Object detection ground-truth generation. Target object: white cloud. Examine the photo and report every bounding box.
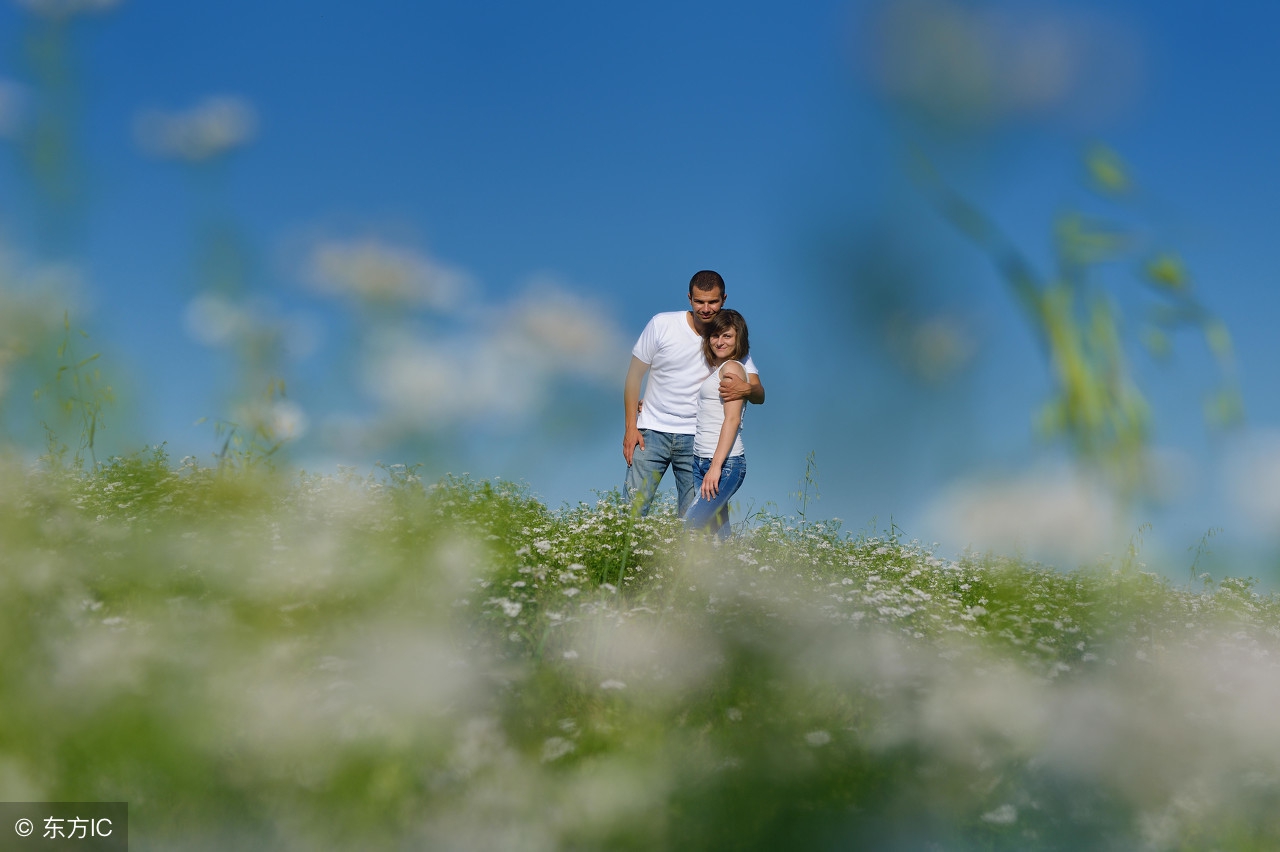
[134,96,256,162]
[303,239,469,310]
[922,465,1127,563]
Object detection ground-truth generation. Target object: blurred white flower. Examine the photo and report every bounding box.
[183,292,250,346]
[981,804,1018,825]
[304,239,469,310]
[804,730,832,747]
[1225,430,1280,533]
[540,736,575,763]
[863,0,1143,126]
[229,397,308,444]
[885,314,976,383]
[363,332,514,426]
[923,465,1125,564]
[448,717,510,779]
[0,253,85,405]
[359,278,626,432]
[15,0,122,17]
[507,278,623,379]
[280,312,323,361]
[0,79,27,139]
[599,680,626,690]
[134,96,256,162]
[184,291,317,363]
[269,399,308,440]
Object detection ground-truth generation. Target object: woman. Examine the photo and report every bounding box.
[683,309,749,538]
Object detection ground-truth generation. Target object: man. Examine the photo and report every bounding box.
[623,269,765,517]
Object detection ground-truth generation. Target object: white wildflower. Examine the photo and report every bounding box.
[541,737,575,763]
[805,730,832,747]
[981,804,1018,825]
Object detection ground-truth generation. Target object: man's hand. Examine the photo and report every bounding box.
[623,356,650,465]
[719,372,764,405]
[719,372,751,402]
[624,426,645,465]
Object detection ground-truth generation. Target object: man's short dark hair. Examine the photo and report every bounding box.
[689,270,725,297]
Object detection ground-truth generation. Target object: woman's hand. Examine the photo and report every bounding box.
[701,463,722,499]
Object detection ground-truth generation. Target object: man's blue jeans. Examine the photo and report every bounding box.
[625,430,697,517]
[683,454,746,540]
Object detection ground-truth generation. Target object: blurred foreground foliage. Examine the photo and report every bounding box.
[917,145,1242,497]
[2,450,1280,850]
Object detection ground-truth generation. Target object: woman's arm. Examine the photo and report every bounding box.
[701,362,748,499]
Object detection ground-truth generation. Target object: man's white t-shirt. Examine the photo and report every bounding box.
[632,311,759,435]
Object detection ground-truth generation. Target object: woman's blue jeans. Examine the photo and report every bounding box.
[683,454,746,539]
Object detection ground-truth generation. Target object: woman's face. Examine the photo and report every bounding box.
[710,327,737,362]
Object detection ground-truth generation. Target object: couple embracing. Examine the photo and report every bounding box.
[622,270,764,537]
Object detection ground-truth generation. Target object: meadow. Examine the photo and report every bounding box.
[3,447,1279,850]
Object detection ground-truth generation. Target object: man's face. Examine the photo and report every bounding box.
[688,287,725,328]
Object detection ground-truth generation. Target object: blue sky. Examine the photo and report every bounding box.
[3,0,1280,579]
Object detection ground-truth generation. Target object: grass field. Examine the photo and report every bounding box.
[3,448,1279,850]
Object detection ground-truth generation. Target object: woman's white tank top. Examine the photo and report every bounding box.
[693,361,746,458]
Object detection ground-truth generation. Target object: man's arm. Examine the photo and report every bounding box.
[623,356,650,464]
[720,372,764,405]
